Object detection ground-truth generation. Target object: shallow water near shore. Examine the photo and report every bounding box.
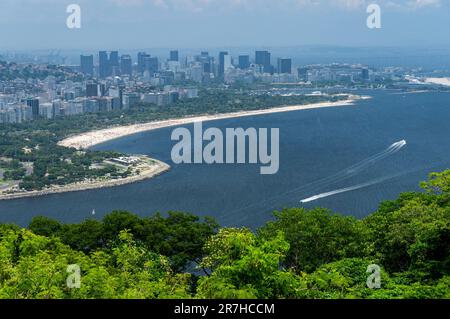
[1,89,450,228]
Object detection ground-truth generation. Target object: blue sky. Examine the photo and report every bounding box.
[0,0,449,50]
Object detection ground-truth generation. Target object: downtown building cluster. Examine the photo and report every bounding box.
[0,49,383,124]
[79,49,296,85]
[0,52,200,124]
[78,49,379,85]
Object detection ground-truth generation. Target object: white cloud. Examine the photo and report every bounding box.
[112,0,445,11]
[407,0,441,8]
[331,0,367,10]
[2,0,445,13]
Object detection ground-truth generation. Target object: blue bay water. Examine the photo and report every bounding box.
[0,90,449,228]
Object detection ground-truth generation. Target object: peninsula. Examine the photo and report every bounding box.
[1,94,366,201]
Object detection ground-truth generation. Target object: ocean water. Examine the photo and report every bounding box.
[0,90,449,228]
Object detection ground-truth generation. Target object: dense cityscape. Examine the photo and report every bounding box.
[0,48,421,124]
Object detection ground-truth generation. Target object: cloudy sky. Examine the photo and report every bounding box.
[0,0,448,50]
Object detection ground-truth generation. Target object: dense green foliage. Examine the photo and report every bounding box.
[28,211,218,272]
[0,170,449,299]
[0,61,82,82]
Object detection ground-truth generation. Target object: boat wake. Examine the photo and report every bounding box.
[301,174,400,203]
[297,140,406,194]
[229,140,407,215]
[300,140,407,203]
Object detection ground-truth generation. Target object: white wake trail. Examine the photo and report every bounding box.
[300,140,407,204]
[229,140,407,215]
[300,178,389,203]
[300,162,408,204]
[297,140,407,193]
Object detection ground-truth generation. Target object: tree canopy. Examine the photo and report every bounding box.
[1,170,449,299]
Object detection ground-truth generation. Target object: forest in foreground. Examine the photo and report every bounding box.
[0,170,449,299]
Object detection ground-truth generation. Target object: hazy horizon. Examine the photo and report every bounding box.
[0,0,449,50]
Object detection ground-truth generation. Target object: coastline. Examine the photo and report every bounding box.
[424,77,450,87]
[1,95,366,201]
[0,158,170,201]
[59,96,366,150]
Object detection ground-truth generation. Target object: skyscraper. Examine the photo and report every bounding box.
[198,52,211,73]
[297,67,309,81]
[238,55,250,69]
[144,57,159,75]
[137,52,150,74]
[99,51,110,78]
[80,55,94,75]
[120,55,132,76]
[223,54,232,72]
[26,98,39,120]
[277,58,292,74]
[361,68,370,80]
[170,50,179,62]
[86,83,99,97]
[203,62,211,73]
[218,51,228,77]
[99,83,107,97]
[255,50,272,73]
[109,51,120,76]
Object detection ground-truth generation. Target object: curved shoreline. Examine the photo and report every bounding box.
[1,96,366,201]
[0,159,170,201]
[59,96,365,150]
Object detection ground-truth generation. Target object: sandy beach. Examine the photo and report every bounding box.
[1,96,364,201]
[424,77,450,87]
[59,96,364,150]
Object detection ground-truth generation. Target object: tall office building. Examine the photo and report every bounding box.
[109,51,120,76]
[137,52,150,74]
[109,51,119,67]
[238,55,250,69]
[108,85,124,109]
[99,51,110,78]
[195,52,209,73]
[80,55,94,75]
[98,51,122,77]
[169,50,179,62]
[26,98,39,120]
[218,51,228,77]
[99,83,107,97]
[297,67,309,81]
[201,57,214,73]
[120,55,132,76]
[203,60,212,73]
[255,50,272,73]
[223,54,232,72]
[277,58,292,74]
[86,83,99,97]
[361,68,370,80]
[144,57,159,75]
